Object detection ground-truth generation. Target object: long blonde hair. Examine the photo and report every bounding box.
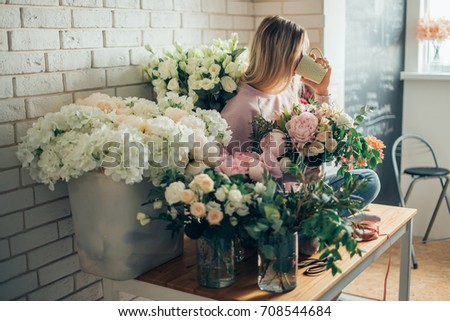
[242,15,308,93]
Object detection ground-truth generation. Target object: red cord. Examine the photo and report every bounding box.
[354,221,392,301]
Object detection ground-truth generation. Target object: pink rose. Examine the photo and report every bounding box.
[259,152,283,179]
[285,112,318,144]
[260,129,286,158]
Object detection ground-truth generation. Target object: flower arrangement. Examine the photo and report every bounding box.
[416,17,450,62]
[143,33,248,112]
[249,102,385,177]
[17,93,232,190]
[138,169,261,241]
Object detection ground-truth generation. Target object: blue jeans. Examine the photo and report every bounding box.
[326,169,381,217]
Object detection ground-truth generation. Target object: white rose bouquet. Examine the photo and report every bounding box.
[17,93,232,190]
[144,33,248,112]
[138,169,265,241]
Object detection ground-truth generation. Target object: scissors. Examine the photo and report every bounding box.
[298,257,328,276]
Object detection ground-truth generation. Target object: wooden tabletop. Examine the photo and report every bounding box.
[136,204,417,301]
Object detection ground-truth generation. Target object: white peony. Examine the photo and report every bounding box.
[333,112,354,129]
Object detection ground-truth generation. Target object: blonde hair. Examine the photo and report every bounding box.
[242,15,308,93]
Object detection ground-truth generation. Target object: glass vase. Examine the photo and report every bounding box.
[196,236,235,288]
[257,232,298,293]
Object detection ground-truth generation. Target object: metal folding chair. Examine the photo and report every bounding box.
[392,134,450,269]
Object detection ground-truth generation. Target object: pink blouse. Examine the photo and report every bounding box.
[221,75,328,154]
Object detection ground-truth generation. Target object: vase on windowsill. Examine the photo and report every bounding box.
[429,41,444,72]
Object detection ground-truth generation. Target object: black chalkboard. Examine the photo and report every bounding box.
[344,0,406,205]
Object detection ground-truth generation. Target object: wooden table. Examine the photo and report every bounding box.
[103,204,417,301]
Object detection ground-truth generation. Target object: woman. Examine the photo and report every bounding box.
[221,15,380,216]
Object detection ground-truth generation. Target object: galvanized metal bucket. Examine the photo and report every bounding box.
[67,172,183,280]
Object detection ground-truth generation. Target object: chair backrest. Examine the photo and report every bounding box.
[391,134,440,207]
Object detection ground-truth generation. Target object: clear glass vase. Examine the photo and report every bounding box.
[258,232,298,293]
[196,236,235,288]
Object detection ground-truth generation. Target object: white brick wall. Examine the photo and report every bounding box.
[26,94,73,118]
[0,52,45,75]
[15,73,64,96]
[10,30,60,51]
[0,0,324,301]
[47,51,91,72]
[104,29,142,47]
[114,10,149,28]
[92,48,130,67]
[0,77,13,98]
[0,31,7,51]
[22,7,71,28]
[65,69,106,91]
[72,9,112,28]
[150,12,181,28]
[61,30,103,49]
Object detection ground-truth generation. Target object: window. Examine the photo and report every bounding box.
[423,0,450,71]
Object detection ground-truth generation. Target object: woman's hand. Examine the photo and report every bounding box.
[300,54,332,97]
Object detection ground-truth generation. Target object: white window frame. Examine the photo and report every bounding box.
[403,0,450,75]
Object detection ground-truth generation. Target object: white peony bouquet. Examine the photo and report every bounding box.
[144,33,248,112]
[17,93,232,190]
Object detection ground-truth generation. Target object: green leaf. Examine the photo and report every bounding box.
[231,48,246,60]
[260,244,275,260]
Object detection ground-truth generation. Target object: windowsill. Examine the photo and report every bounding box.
[401,71,450,81]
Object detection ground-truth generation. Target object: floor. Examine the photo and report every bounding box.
[343,237,450,301]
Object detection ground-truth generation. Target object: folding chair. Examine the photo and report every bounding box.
[392,134,450,269]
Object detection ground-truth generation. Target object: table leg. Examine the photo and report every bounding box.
[103,279,120,301]
[399,219,412,301]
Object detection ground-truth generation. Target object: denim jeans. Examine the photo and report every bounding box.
[325,169,381,217]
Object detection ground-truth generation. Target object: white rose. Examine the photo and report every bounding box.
[164,107,188,122]
[254,182,267,194]
[224,202,238,215]
[206,209,224,225]
[334,113,354,129]
[215,186,228,202]
[227,189,242,203]
[190,202,206,218]
[237,205,249,217]
[209,64,221,77]
[165,181,185,205]
[225,62,238,76]
[220,76,237,93]
[167,78,179,92]
[206,201,221,211]
[136,212,150,226]
[189,173,215,193]
[153,200,163,210]
[199,78,215,91]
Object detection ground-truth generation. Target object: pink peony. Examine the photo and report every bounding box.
[285,112,318,144]
[260,129,286,158]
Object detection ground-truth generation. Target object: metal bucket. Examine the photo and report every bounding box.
[67,172,183,280]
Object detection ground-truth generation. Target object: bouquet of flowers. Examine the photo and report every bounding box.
[17,93,232,190]
[138,169,262,240]
[250,101,385,177]
[416,17,450,61]
[144,33,248,112]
